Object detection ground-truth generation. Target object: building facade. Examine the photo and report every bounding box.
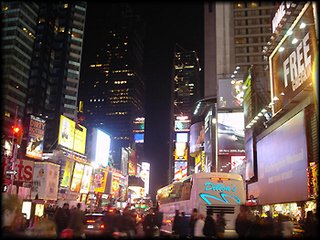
[80,3,145,168]
[25,2,87,152]
[1,2,39,138]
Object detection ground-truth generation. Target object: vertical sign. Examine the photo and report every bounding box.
[26,115,45,160]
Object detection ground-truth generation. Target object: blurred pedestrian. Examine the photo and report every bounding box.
[1,194,23,238]
[68,202,85,238]
[142,208,156,237]
[302,211,317,238]
[260,211,274,237]
[216,211,226,238]
[189,208,198,237]
[203,208,217,238]
[121,208,137,238]
[54,202,70,236]
[281,215,294,238]
[154,205,164,231]
[194,213,205,237]
[172,209,181,237]
[31,218,57,238]
[179,211,190,237]
[235,205,253,238]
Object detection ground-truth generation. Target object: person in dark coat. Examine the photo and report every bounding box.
[203,208,217,238]
[235,205,253,238]
[54,203,70,236]
[172,209,181,236]
[189,208,198,237]
[68,203,85,238]
[179,211,190,237]
[142,209,157,237]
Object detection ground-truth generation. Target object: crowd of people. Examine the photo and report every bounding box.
[1,194,318,239]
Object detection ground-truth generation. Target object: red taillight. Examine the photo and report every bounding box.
[100,224,105,229]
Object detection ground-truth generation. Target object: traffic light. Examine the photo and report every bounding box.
[12,126,23,145]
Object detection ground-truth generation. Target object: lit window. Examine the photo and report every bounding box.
[64,4,68,8]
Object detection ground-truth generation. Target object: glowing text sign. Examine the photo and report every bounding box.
[199,181,241,204]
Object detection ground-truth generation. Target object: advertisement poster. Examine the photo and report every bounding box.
[111,173,121,198]
[70,162,84,192]
[257,111,308,204]
[128,149,137,176]
[80,165,93,194]
[93,171,108,193]
[31,162,60,200]
[60,160,74,188]
[218,112,245,155]
[26,115,45,160]
[58,115,87,154]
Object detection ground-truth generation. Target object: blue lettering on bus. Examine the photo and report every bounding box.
[199,192,241,205]
[199,181,240,204]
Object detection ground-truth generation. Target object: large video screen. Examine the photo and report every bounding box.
[94,129,111,167]
[218,112,245,155]
[257,111,308,204]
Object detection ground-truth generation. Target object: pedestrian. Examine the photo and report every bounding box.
[172,209,181,237]
[179,211,190,237]
[1,194,23,238]
[54,202,70,236]
[281,215,294,238]
[142,208,157,237]
[235,204,253,238]
[260,211,274,237]
[121,208,137,238]
[203,208,217,238]
[302,211,317,238]
[154,205,164,231]
[68,202,85,238]
[31,218,57,238]
[216,211,226,238]
[194,213,205,237]
[189,208,198,237]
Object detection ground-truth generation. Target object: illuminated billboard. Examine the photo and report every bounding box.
[174,161,188,181]
[70,162,84,192]
[189,122,204,156]
[93,171,108,193]
[176,132,188,143]
[174,116,190,132]
[256,110,308,204]
[270,3,317,114]
[140,162,150,196]
[218,112,245,155]
[134,133,144,143]
[58,115,87,154]
[26,115,45,160]
[93,129,111,167]
[60,160,74,188]
[80,165,93,194]
[174,142,188,161]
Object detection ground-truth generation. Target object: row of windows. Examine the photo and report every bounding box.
[234,18,271,26]
[235,36,271,44]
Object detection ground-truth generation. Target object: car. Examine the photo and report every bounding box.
[84,213,105,237]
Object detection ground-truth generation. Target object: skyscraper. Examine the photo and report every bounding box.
[169,46,201,182]
[1,2,39,138]
[80,4,145,166]
[25,2,87,152]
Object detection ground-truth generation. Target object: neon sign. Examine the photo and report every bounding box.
[199,181,241,204]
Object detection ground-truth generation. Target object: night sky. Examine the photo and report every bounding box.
[81,2,204,200]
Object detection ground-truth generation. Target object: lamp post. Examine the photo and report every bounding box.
[9,106,19,194]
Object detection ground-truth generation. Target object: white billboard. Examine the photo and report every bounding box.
[140,162,150,196]
[94,129,111,167]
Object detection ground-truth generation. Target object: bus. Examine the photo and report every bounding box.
[156,172,246,236]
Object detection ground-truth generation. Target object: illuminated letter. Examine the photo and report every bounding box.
[289,51,298,91]
[283,58,290,87]
[303,32,311,79]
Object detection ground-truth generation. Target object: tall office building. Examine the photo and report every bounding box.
[25,2,87,152]
[80,4,145,166]
[204,2,275,98]
[168,47,201,182]
[1,2,39,138]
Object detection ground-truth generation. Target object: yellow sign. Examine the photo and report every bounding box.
[58,115,87,154]
[60,160,74,188]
